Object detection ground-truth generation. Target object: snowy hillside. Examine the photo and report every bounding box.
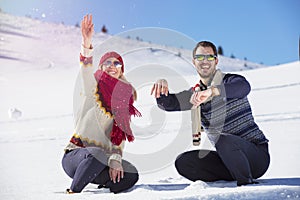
[0,11,266,73]
[0,11,268,121]
[0,11,299,200]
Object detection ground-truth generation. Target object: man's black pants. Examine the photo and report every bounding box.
[175,134,270,186]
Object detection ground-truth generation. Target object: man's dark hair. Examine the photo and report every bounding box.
[193,41,218,57]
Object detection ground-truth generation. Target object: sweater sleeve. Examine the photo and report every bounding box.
[108,142,124,164]
[217,74,251,99]
[156,74,250,111]
[156,89,194,111]
[79,45,96,97]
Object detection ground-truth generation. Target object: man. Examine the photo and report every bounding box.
[150,41,270,186]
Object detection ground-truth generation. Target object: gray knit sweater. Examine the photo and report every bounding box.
[156,73,269,145]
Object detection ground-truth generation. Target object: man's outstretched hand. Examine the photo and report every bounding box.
[151,79,169,98]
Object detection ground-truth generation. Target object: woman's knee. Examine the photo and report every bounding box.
[61,151,79,178]
[109,162,139,194]
[125,170,139,187]
[123,161,139,186]
[123,161,139,187]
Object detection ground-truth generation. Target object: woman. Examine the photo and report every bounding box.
[62,14,140,194]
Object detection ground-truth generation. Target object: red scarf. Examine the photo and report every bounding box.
[94,70,141,145]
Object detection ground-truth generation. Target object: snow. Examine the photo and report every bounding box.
[0,11,299,199]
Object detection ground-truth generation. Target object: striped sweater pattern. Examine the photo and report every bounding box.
[201,95,268,144]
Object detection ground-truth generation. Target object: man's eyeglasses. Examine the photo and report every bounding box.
[194,54,217,61]
[102,60,122,68]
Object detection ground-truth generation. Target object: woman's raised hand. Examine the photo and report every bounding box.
[81,14,94,49]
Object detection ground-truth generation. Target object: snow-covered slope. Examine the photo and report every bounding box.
[0,12,299,200]
[0,11,266,73]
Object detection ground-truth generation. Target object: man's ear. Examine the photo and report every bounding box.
[192,59,196,66]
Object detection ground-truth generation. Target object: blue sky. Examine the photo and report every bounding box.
[1,0,299,65]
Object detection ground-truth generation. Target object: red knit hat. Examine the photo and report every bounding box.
[99,51,124,72]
